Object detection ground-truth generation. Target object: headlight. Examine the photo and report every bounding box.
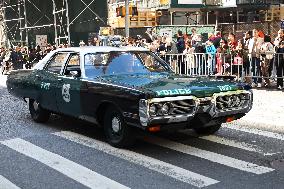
[161,103,170,115]
[149,104,157,116]
[234,95,241,106]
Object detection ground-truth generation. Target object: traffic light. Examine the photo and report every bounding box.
[116,6,125,17]
[131,6,138,16]
[116,6,138,17]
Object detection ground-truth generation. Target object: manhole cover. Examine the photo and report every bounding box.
[271,159,284,171]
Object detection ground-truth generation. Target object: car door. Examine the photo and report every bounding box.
[38,52,69,112]
[56,53,84,117]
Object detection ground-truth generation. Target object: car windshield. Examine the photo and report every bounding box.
[84,51,172,77]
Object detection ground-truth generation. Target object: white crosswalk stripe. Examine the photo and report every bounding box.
[223,124,284,141]
[0,126,279,189]
[180,130,270,155]
[144,136,274,175]
[199,135,267,155]
[0,175,21,189]
[1,138,130,189]
[54,131,220,188]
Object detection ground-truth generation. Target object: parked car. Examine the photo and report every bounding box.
[6,46,253,147]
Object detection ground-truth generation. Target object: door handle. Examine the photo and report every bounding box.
[35,75,42,79]
[58,78,63,81]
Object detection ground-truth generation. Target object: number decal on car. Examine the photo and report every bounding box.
[40,82,50,90]
[217,85,232,91]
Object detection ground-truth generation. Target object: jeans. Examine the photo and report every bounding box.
[250,57,262,84]
[276,58,284,87]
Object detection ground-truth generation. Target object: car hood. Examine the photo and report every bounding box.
[92,73,250,98]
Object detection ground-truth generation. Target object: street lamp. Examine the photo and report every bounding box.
[125,0,129,38]
[194,11,199,25]
[185,12,190,25]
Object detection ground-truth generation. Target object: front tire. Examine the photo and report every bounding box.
[29,99,50,123]
[194,124,221,135]
[103,106,135,148]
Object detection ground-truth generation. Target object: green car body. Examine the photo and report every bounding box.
[6,46,253,147]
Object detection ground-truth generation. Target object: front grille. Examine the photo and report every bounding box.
[216,93,250,110]
[170,99,196,115]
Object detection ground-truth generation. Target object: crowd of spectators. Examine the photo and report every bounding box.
[1,27,284,89]
[109,27,284,90]
[0,43,67,74]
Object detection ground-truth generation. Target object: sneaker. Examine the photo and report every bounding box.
[257,83,262,88]
[251,83,256,87]
[277,85,283,90]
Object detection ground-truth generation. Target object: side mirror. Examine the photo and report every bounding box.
[70,70,81,77]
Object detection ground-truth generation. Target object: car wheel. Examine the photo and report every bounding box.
[29,99,50,123]
[194,124,221,135]
[103,106,135,148]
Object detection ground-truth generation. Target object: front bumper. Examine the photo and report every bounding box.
[139,90,253,128]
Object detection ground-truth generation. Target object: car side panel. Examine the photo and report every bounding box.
[55,76,84,117]
[6,70,35,99]
[81,81,143,127]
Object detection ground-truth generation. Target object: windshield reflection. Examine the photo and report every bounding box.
[84,51,172,77]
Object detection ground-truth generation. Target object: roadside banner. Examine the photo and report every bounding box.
[36,35,48,50]
[159,29,173,41]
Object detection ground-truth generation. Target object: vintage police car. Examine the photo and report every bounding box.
[7,46,253,147]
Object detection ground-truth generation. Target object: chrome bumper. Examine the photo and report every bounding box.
[139,90,253,127]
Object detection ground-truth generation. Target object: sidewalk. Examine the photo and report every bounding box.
[235,89,284,133]
[1,75,284,133]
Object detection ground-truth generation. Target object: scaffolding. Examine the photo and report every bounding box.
[53,0,70,46]
[0,0,105,48]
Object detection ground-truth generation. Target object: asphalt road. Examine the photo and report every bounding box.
[0,75,284,189]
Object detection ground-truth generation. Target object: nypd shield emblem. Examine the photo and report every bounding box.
[62,84,71,102]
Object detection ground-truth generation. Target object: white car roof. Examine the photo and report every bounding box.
[33,46,150,70]
[53,46,149,54]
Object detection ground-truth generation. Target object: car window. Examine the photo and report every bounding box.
[46,53,69,74]
[68,54,80,66]
[84,53,110,77]
[64,53,80,77]
[106,52,144,75]
[84,52,170,77]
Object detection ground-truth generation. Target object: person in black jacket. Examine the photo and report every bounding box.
[10,47,23,70]
[176,30,185,74]
[276,41,284,89]
[176,30,185,53]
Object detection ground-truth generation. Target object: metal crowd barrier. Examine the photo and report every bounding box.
[161,52,284,86]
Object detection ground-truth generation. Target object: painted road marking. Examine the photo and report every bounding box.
[144,136,274,175]
[199,135,266,155]
[223,124,284,141]
[180,130,281,156]
[0,175,21,189]
[1,138,130,189]
[54,131,219,188]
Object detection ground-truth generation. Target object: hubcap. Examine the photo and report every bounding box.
[111,117,121,133]
[33,101,39,111]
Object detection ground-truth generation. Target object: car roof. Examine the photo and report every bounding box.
[54,46,149,54]
[33,46,150,70]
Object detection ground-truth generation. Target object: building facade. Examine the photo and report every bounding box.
[108,0,284,38]
[1,0,108,47]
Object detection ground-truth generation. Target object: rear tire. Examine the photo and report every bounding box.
[194,124,221,135]
[103,106,135,148]
[29,99,50,123]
